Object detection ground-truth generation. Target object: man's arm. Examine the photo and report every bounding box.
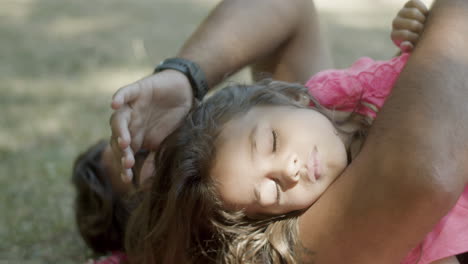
[299,0,468,263]
[178,0,332,86]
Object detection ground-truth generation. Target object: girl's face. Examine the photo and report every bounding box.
[210,105,348,217]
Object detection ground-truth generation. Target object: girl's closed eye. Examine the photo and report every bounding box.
[274,180,280,204]
[258,179,280,207]
[272,129,277,152]
[257,126,278,154]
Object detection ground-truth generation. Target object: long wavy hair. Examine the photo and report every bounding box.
[125,80,366,263]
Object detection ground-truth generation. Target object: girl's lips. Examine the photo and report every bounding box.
[313,146,321,180]
[306,146,320,182]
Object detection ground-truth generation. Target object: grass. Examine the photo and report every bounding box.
[0,0,411,262]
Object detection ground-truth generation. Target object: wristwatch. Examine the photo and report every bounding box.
[154,58,208,101]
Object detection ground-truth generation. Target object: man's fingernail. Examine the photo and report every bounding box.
[126,169,133,179]
[121,173,130,183]
[117,137,122,145]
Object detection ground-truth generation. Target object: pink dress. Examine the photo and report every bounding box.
[305,53,468,263]
[89,251,127,264]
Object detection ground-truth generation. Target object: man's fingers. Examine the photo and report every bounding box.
[110,134,130,183]
[400,41,414,52]
[392,1,427,51]
[109,106,132,148]
[391,30,420,45]
[111,82,142,110]
[405,0,429,15]
[393,17,424,33]
[122,146,135,169]
[398,7,427,23]
[109,106,137,180]
[121,168,134,183]
[120,147,135,183]
[110,134,123,166]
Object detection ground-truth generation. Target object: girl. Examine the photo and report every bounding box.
[123,1,468,264]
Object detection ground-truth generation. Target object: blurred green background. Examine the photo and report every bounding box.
[0,0,431,263]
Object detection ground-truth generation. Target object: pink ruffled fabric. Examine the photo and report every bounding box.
[402,185,468,264]
[305,53,468,263]
[306,53,409,119]
[90,251,127,264]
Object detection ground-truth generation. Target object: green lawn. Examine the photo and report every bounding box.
[0,0,407,262]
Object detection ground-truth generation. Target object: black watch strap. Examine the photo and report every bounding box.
[154,58,208,101]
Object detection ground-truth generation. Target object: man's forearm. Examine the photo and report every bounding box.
[177,0,329,87]
[299,0,468,263]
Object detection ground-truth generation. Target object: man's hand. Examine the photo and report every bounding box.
[391,0,429,52]
[109,69,193,182]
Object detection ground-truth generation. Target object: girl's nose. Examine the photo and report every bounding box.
[281,153,300,185]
